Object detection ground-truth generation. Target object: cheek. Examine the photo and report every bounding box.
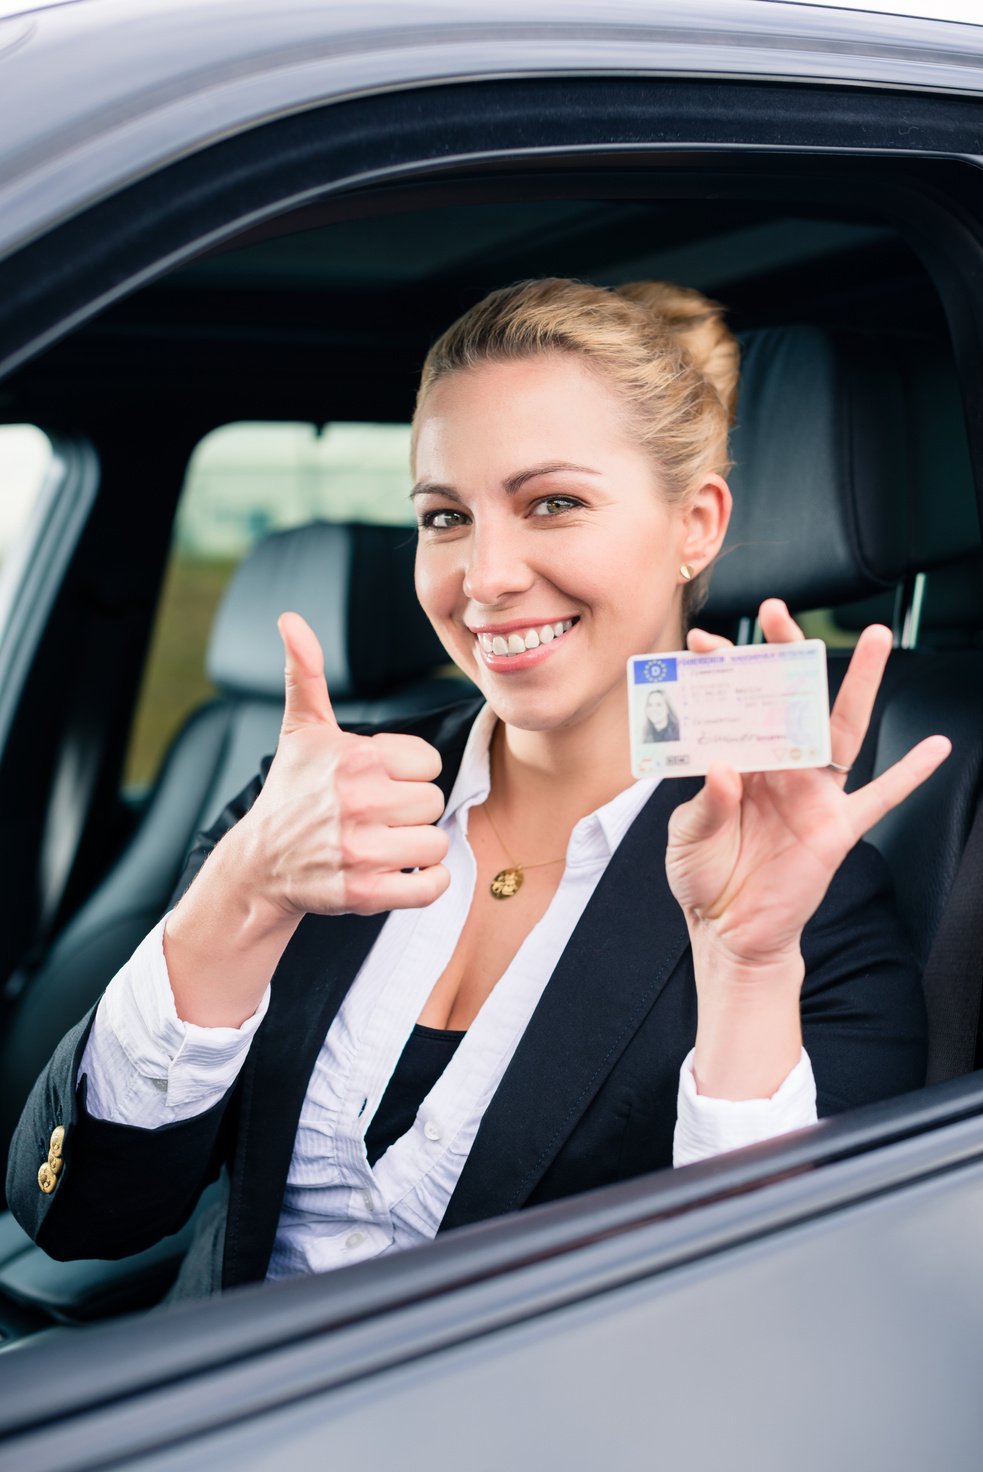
[414,546,460,626]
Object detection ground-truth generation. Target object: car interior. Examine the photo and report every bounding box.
[0,150,981,1347]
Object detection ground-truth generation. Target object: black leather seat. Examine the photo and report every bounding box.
[709,326,983,1021]
[0,521,468,1181]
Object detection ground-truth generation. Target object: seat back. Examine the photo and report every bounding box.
[0,521,469,1175]
[706,327,983,1067]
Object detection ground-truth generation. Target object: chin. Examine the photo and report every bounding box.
[479,684,593,734]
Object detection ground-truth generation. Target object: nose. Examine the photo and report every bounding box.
[462,518,535,607]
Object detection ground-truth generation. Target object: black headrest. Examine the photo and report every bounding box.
[207,521,447,699]
[894,342,980,570]
[706,327,912,621]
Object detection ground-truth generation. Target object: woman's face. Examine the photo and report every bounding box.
[412,354,729,734]
[646,689,669,726]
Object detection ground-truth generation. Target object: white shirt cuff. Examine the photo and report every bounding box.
[672,1047,818,1166]
[78,913,270,1124]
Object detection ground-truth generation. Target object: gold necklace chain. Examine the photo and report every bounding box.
[481,804,565,900]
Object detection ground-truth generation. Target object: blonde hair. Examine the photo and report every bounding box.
[413,277,739,616]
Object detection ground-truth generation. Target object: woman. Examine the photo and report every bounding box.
[641,687,680,744]
[8,279,949,1297]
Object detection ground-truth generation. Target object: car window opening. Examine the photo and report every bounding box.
[0,147,981,1358]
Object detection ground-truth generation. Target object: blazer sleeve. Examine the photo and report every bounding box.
[800,838,927,1115]
[5,764,272,1260]
[5,1007,236,1260]
[5,697,479,1262]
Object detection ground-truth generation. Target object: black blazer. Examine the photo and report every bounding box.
[7,699,927,1298]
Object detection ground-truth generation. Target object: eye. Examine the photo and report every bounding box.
[531,495,582,517]
[419,508,469,530]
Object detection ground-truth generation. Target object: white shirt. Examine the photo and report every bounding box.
[79,703,817,1279]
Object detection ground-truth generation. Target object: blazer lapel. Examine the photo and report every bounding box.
[221,697,479,1287]
[221,911,384,1287]
[441,777,701,1233]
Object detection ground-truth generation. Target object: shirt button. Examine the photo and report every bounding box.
[345,1231,366,1249]
[424,1120,441,1142]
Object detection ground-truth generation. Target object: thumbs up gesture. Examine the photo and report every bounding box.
[237,611,451,918]
[164,612,449,1026]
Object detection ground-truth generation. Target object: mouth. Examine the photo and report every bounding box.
[470,616,580,672]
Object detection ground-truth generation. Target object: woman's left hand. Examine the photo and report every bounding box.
[665,599,950,1097]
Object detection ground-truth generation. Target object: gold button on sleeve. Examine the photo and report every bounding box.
[48,1126,65,1159]
[38,1162,57,1194]
[46,1153,63,1176]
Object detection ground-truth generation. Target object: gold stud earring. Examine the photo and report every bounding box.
[679,563,695,581]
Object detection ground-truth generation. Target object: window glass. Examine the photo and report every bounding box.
[0,424,54,575]
[0,425,55,641]
[797,609,862,649]
[124,422,414,790]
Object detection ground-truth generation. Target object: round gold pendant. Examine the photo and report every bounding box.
[490,866,524,899]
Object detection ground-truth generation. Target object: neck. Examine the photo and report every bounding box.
[490,683,636,823]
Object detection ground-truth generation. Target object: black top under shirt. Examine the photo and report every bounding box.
[364,1024,466,1167]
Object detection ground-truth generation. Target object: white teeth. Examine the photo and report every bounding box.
[477,619,577,658]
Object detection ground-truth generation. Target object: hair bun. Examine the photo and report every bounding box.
[616,281,740,426]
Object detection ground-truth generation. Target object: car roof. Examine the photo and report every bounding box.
[1,0,982,265]
[1,0,981,22]
[803,0,982,23]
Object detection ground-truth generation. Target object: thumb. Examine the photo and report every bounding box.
[277,611,339,735]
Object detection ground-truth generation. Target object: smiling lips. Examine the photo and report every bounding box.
[473,617,578,665]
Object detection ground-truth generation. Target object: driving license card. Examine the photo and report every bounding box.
[627,641,831,778]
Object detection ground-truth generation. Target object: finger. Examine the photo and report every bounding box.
[669,765,743,846]
[827,624,892,773]
[382,779,446,828]
[278,612,340,735]
[337,823,449,888]
[370,731,443,782]
[363,864,452,912]
[686,627,734,654]
[757,598,805,644]
[846,735,952,836]
[351,818,450,871]
[395,823,451,869]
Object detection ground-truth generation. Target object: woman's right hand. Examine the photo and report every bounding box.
[163,611,450,1027]
[233,611,451,919]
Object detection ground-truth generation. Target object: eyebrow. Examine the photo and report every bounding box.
[410,462,603,500]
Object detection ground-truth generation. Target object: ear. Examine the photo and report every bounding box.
[678,473,732,574]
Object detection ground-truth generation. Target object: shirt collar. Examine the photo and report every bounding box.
[443,701,497,820]
[442,703,661,860]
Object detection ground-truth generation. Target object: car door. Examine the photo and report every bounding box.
[0,2,982,1467]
